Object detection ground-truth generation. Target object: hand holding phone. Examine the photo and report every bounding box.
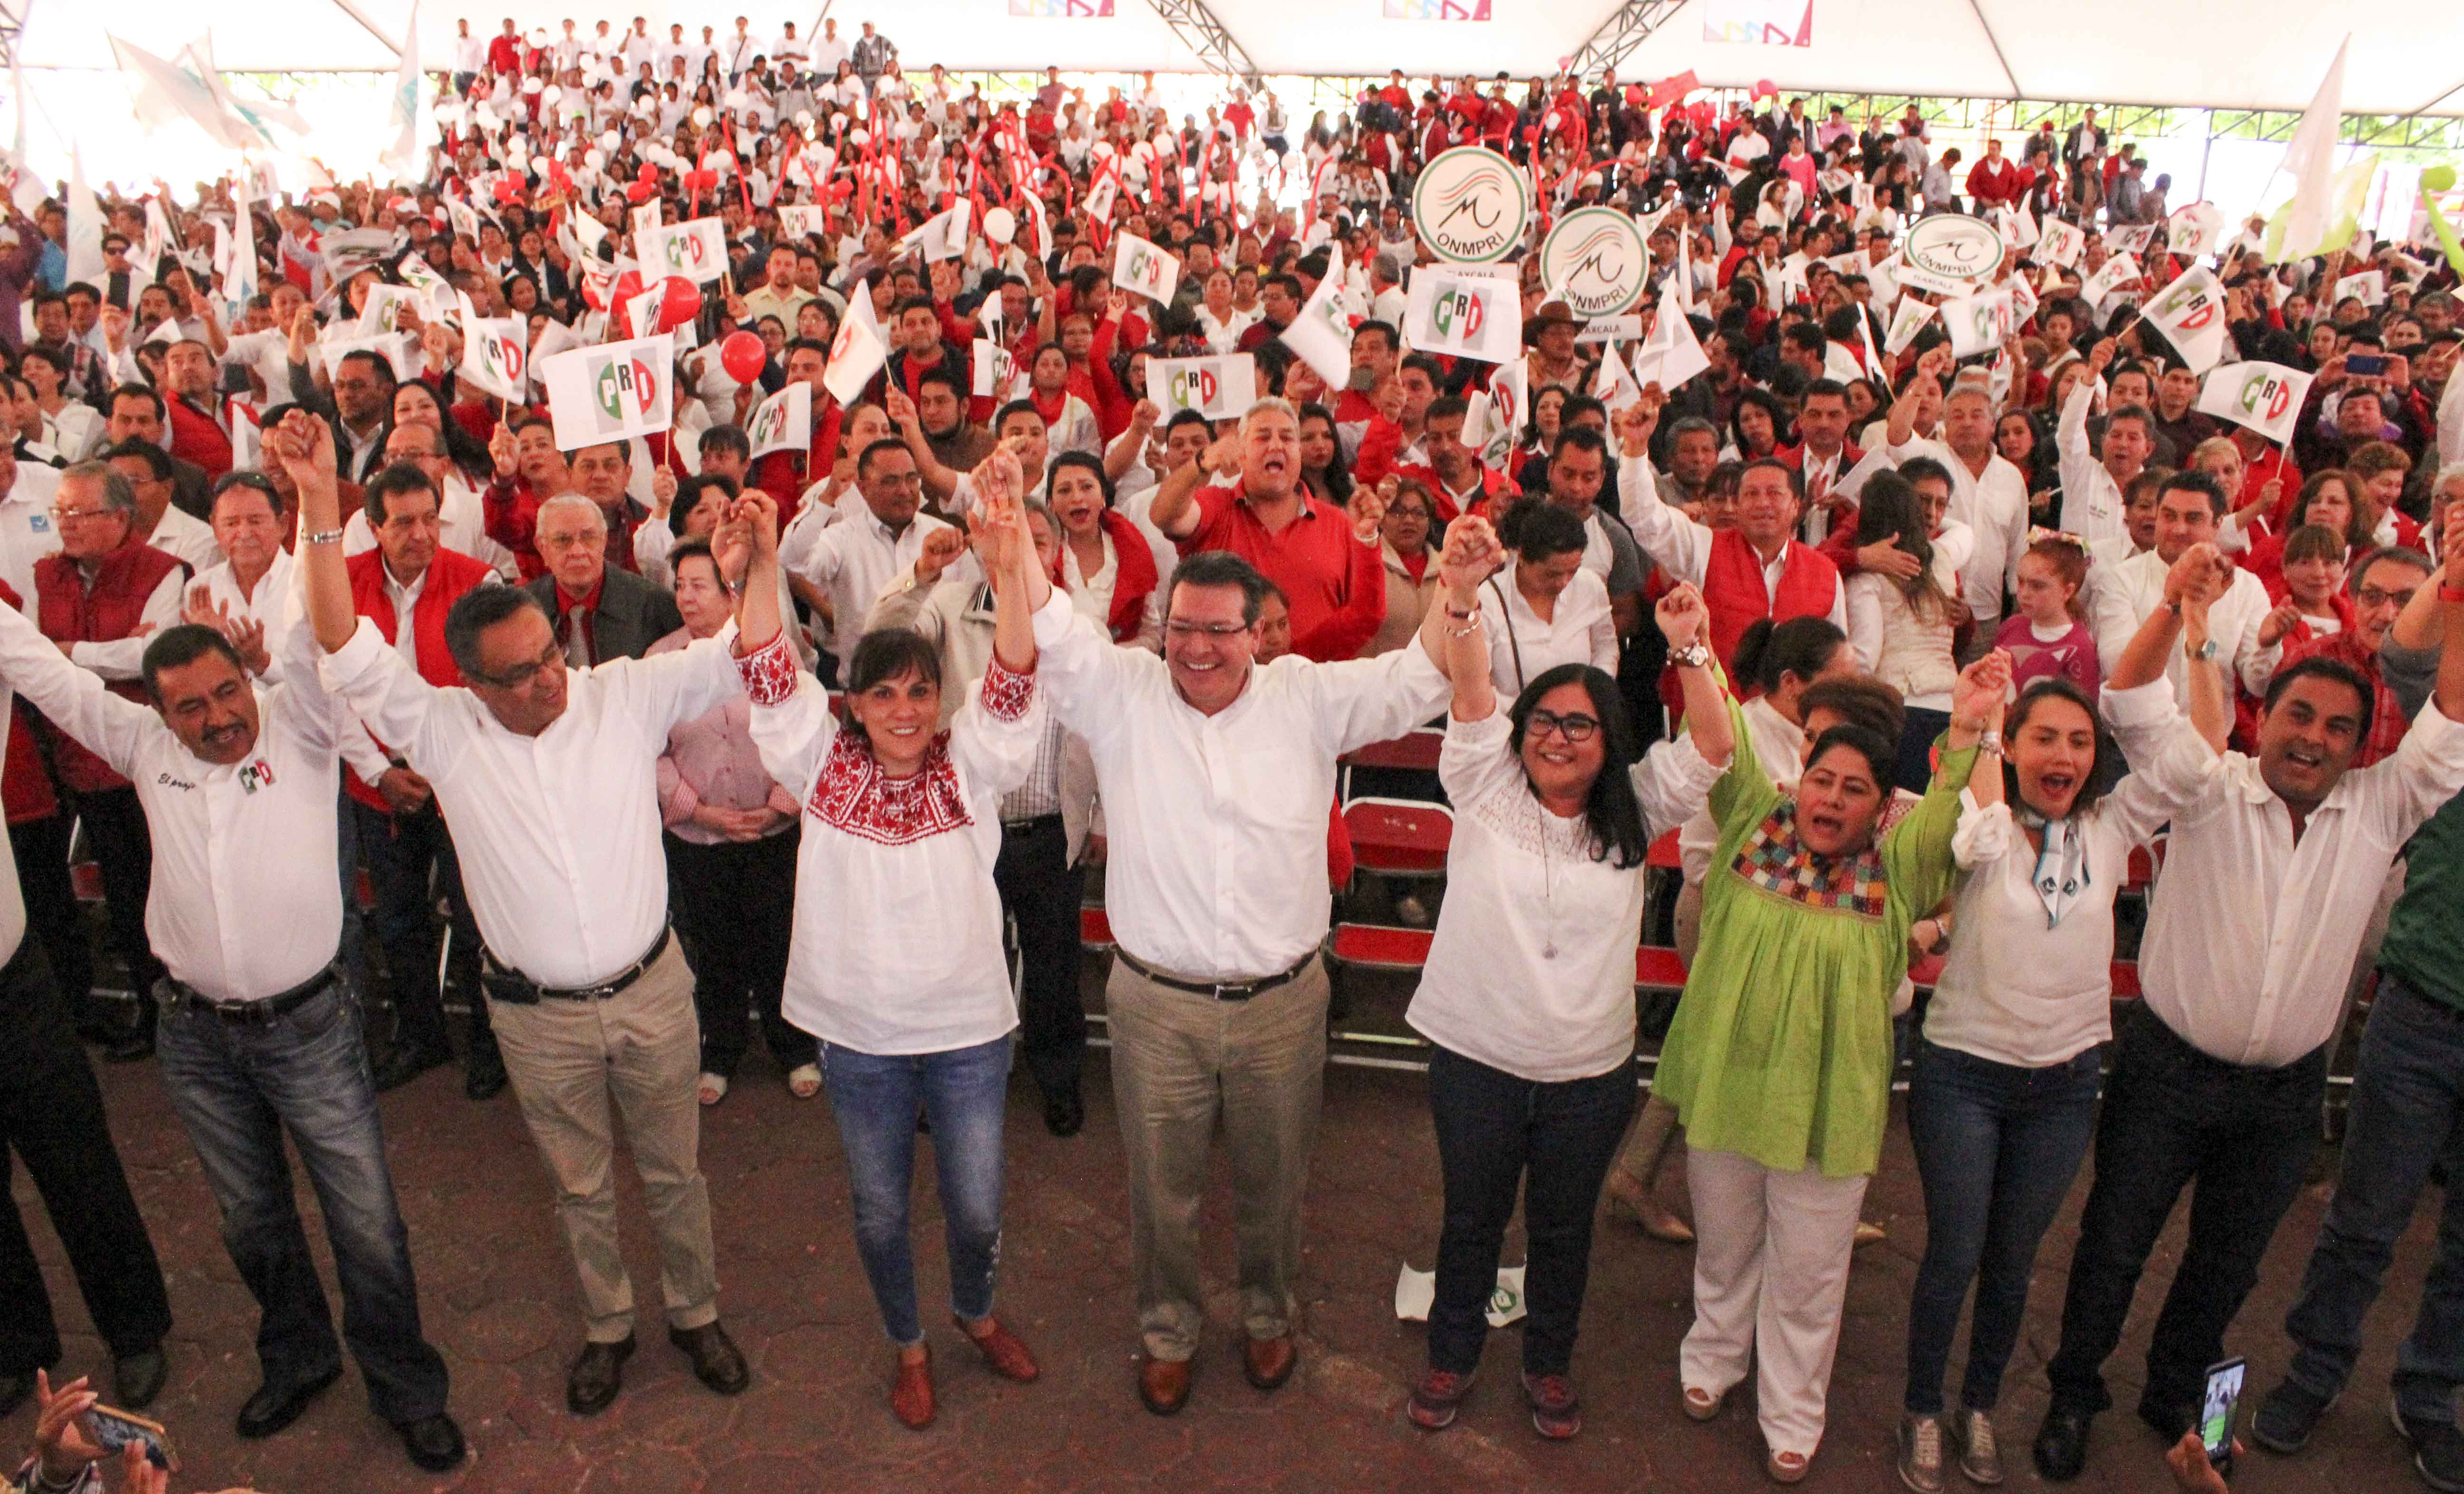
[2200,1356,2245,1478]
[82,1402,178,1473]
[2344,352,2387,378]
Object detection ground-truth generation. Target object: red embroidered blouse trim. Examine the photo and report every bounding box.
[736,630,799,706]
[980,658,1035,723]
[807,730,972,847]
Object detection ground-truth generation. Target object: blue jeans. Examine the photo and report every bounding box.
[1903,1036,2103,1413]
[154,978,448,1424]
[819,1035,1012,1346]
[1426,1044,1636,1377]
[2283,975,2464,1424]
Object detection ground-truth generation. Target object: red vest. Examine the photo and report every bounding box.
[343,546,494,813]
[1703,527,1839,666]
[34,541,186,794]
[0,581,56,824]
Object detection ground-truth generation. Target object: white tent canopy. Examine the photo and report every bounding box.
[16,0,2464,115]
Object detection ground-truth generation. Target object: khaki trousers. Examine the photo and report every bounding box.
[1106,953,1328,1363]
[1682,1145,1870,1457]
[488,940,720,1344]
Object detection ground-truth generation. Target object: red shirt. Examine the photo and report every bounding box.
[1178,484,1385,661]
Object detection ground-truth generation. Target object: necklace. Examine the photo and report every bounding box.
[1539,817,1558,960]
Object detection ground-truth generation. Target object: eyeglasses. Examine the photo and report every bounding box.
[1164,620,1251,640]
[50,506,114,524]
[470,639,563,690]
[1525,709,1600,744]
[2357,584,2418,611]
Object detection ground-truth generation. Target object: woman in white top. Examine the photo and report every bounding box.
[1896,673,2173,1491]
[1046,452,1166,651]
[1478,500,1617,705]
[19,347,102,461]
[730,471,1048,1430]
[1845,470,1962,793]
[1404,523,1735,1440]
[1194,268,1260,354]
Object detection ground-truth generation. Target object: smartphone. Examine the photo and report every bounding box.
[2201,1356,2245,1477]
[83,1404,177,1473]
[2345,352,2387,377]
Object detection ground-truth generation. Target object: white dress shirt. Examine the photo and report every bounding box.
[1407,709,1721,1082]
[2056,377,2128,546]
[795,508,955,671]
[319,615,743,988]
[2090,548,2281,702]
[1617,460,1849,632]
[1029,588,1451,980]
[0,471,63,607]
[2102,673,2464,1068]
[0,602,342,1001]
[1929,784,2170,1067]
[736,630,1044,1054]
[341,476,520,579]
[142,505,222,575]
[1058,527,1167,651]
[1477,568,1616,700]
[191,549,301,680]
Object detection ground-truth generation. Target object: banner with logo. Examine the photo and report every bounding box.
[539,333,674,448]
[1145,354,1255,420]
[2196,362,2312,446]
[1411,146,1527,265]
[1111,232,1180,306]
[745,381,811,459]
[459,316,529,402]
[1940,287,2014,358]
[1901,213,2004,289]
[1538,207,1649,318]
[1405,269,1521,364]
[638,216,729,284]
[2036,217,2086,270]
[2143,266,2230,373]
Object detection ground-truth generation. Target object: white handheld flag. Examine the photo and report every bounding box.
[1281,242,1355,390]
[1940,289,2014,359]
[1145,354,1256,420]
[2079,252,2143,310]
[381,1,424,175]
[1883,297,1937,357]
[823,313,886,405]
[2142,267,2231,374]
[626,287,665,340]
[1479,356,1528,469]
[631,199,664,241]
[1628,304,1710,393]
[639,216,728,283]
[2270,38,2349,264]
[2036,218,2086,270]
[1111,232,1180,306]
[2195,362,2314,446]
[2332,269,2387,307]
[2165,202,2225,260]
[778,204,828,242]
[745,381,812,459]
[459,316,529,402]
[539,334,675,448]
[1591,344,1641,414]
[970,339,1015,400]
[1404,269,1522,364]
[64,147,105,288]
[357,284,423,337]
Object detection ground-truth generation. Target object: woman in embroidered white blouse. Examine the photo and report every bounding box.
[1402,517,1735,1442]
[725,466,1048,1431]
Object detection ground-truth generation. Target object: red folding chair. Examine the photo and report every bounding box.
[1341,797,1453,877]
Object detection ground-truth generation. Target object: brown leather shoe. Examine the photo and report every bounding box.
[1243,1333,1297,1391]
[956,1316,1040,1382]
[1137,1356,1192,1416]
[668,1321,750,1396]
[891,1347,934,1429]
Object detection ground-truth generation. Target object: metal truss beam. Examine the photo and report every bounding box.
[1142,0,1263,91]
[0,0,29,73]
[1567,0,1689,80]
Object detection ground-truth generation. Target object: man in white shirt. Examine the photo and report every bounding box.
[0,573,466,1473]
[2057,338,2151,546]
[1013,499,1481,1415]
[289,411,754,1420]
[451,18,486,90]
[807,17,848,76]
[794,439,953,678]
[2031,542,2464,1483]
[2090,468,2279,708]
[721,15,760,81]
[104,442,220,574]
[187,472,299,677]
[770,20,809,66]
[0,442,64,607]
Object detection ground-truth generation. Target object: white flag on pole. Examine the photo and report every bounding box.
[2195,362,2314,446]
[381,1,424,175]
[1111,232,1181,306]
[1281,242,1354,390]
[2142,267,2231,373]
[1591,343,1641,413]
[1145,354,1256,420]
[971,339,1016,401]
[745,381,812,459]
[1940,289,2015,359]
[823,313,885,405]
[1628,303,1710,393]
[459,315,529,402]
[638,217,728,284]
[1479,356,1528,469]
[2270,36,2349,264]
[537,333,676,448]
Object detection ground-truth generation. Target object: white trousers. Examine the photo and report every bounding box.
[1681,1145,1871,1457]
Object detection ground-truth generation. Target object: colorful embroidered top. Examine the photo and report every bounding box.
[1650,695,1975,1178]
[735,628,1045,1055]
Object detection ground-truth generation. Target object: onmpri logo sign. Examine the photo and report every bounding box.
[1901,213,2005,286]
[1539,208,1650,317]
[1412,146,1529,264]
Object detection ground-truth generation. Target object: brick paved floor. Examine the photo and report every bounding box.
[5,972,2446,1493]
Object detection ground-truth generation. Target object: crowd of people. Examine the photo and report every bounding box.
[2,17,2463,1494]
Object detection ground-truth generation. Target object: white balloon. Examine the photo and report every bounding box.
[527,27,549,47]
[708,149,736,170]
[983,207,1017,245]
[597,130,620,153]
[1131,141,1153,162]
[522,76,542,96]
[540,85,562,107]
[1093,140,1115,159]
[795,109,816,129]
[584,149,606,172]
[723,89,747,111]
[692,105,714,128]
[850,128,871,147]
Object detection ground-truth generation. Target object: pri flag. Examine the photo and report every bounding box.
[2195,362,2314,446]
[1145,354,1256,420]
[2142,267,2230,373]
[745,382,812,459]
[1111,232,1180,306]
[638,217,729,284]
[2079,251,2143,310]
[538,333,675,448]
[1478,355,1528,469]
[778,204,828,242]
[824,313,886,405]
[1281,242,1355,389]
[2333,269,2387,306]
[459,317,529,402]
[2036,217,2086,270]
[1940,289,2014,358]
[1883,297,1938,356]
[1628,303,1711,392]
[1590,344,1641,414]
[971,338,1017,400]
[1405,269,1521,364]
[2165,202,2225,259]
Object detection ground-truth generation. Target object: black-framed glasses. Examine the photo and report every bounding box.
[1526,709,1600,744]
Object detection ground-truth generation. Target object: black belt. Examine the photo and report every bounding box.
[1001,814,1063,834]
[162,965,340,1025]
[482,927,671,1005]
[1114,948,1314,1003]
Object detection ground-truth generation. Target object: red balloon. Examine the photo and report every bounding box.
[491,176,522,204]
[656,274,701,333]
[612,268,646,308]
[1752,78,1779,100]
[718,329,766,383]
[637,160,658,182]
[1687,100,1716,129]
[625,180,655,203]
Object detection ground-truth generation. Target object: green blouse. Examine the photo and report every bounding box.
[1651,698,1976,1178]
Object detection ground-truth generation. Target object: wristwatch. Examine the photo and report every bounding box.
[2186,637,2218,662]
[1670,641,1712,670]
[1976,729,2004,756]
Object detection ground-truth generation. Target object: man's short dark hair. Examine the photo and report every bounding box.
[139,624,245,703]
[1167,550,1270,625]
[1426,395,1471,426]
[364,461,439,528]
[2350,545,2433,596]
[336,350,397,387]
[2106,402,2159,441]
[913,364,966,402]
[443,586,549,680]
[104,439,173,482]
[1899,455,1954,493]
[1162,407,1212,441]
[1782,322,1827,357]
[1400,353,1446,387]
[1352,320,1397,354]
[698,424,751,460]
[2159,466,2228,519]
[856,438,912,478]
[892,294,936,320]
[2260,654,2375,743]
[1801,377,1850,407]
[108,383,165,422]
[1550,424,1609,465]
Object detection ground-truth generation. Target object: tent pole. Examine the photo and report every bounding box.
[326,0,404,59]
[1963,0,2022,100]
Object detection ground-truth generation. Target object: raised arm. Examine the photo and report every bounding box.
[1659,581,1733,767]
[1434,515,1503,723]
[281,407,360,656]
[0,598,157,776]
[1613,392,1712,584]
[1146,429,1232,541]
